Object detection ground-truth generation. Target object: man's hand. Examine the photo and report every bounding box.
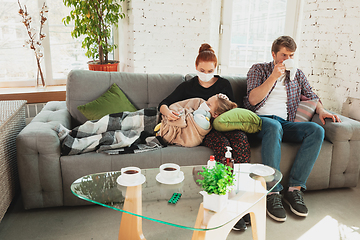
[271,62,286,80]
[317,108,341,125]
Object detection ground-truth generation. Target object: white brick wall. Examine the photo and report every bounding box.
[299,0,360,113]
[119,0,359,115]
[124,0,221,74]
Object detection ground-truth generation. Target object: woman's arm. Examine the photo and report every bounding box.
[159,105,180,121]
[158,82,187,121]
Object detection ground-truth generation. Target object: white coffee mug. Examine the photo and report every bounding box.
[283,58,295,71]
[121,166,141,183]
[160,163,180,180]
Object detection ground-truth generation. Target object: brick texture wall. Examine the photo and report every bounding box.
[124,0,221,75]
[298,0,360,113]
[120,0,359,115]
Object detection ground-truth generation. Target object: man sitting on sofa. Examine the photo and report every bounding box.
[244,35,341,222]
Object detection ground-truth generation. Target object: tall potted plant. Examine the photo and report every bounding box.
[62,0,126,71]
[197,162,235,212]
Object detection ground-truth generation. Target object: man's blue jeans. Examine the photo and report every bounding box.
[257,116,325,192]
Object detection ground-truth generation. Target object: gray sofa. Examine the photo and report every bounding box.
[16,70,360,209]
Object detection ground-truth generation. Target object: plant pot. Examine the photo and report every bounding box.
[200,191,228,212]
[88,60,119,72]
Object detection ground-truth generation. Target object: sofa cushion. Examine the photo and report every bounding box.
[77,83,137,120]
[212,108,262,133]
[294,99,318,122]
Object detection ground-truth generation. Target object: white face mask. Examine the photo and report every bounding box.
[197,70,215,82]
[198,101,211,112]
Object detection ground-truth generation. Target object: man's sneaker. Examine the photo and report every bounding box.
[243,213,251,225]
[283,190,308,217]
[266,193,286,222]
[232,217,247,231]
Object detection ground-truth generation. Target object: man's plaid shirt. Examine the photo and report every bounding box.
[243,61,319,122]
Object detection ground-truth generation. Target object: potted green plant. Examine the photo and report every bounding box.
[62,0,126,71]
[197,162,235,212]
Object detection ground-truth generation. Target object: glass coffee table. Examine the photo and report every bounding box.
[71,164,282,240]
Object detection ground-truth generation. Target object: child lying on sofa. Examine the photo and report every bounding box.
[155,94,237,147]
[54,94,236,155]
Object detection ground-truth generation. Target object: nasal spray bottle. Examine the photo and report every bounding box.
[207,155,216,169]
[222,146,234,174]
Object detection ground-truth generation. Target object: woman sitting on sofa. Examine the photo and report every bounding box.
[158,43,251,165]
[158,43,251,231]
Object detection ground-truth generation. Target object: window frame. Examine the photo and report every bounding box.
[218,0,304,76]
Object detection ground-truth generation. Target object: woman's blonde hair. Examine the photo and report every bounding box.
[215,96,237,115]
[195,43,218,67]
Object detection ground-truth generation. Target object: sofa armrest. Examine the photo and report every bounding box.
[312,113,360,142]
[16,101,71,209]
[312,113,360,188]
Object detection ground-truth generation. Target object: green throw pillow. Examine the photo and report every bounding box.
[213,108,262,133]
[77,83,137,120]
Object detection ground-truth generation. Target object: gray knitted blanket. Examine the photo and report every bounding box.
[61,108,161,155]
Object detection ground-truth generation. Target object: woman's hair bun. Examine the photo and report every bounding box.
[195,43,217,67]
[199,43,214,54]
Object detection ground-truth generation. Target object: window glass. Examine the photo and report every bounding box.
[0,0,92,87]
[0,0,38,86]
[46,0,90,80]
[230,0,287,75]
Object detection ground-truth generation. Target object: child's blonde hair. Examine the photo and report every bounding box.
[215,95,237,115]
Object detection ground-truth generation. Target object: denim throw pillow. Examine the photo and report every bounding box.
[77,83,137,120]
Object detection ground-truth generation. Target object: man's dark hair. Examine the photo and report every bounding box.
[271,36,297,54]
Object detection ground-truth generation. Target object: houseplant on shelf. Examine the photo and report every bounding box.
[62,0,126,71]
[197,162,235,212]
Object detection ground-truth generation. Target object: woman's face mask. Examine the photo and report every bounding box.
[197,70,215,82]
[196,61,216,82]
